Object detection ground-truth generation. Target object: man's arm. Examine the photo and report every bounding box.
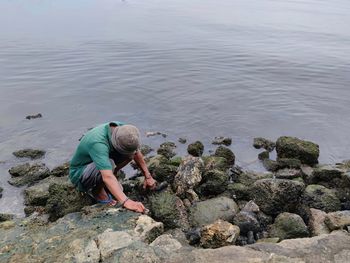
[133,150,156,189]
[100,169,145,212]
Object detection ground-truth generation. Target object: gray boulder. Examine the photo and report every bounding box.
[269,212,309,240]
[302,184,341,212]
[8,163,50,187]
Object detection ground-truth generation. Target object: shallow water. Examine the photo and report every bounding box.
[0,0,350,215]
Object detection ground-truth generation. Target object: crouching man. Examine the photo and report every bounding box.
[69,121,156,213]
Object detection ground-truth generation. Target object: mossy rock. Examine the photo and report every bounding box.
[169,156,182,167]
[269,212,309,240]
[202,156,230,172]
[140,144,154,156]
[50,162,70,177]
[225,183,251,200]
[302,184,341,212]
[276,136,319,166]
[253,138,275,152]
[258,151,269,161]
[187,141,204,157]
[277,158,302,169]
[214,146,235,166]
[196,169,229,196]
[157,142,176,159]
[149,191,180,229]
[147,155,169,173]
[8,163,50,187]
[12,149,46,159]
[152,163,178,183]
[234,171,273,186]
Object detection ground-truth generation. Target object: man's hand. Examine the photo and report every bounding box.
[143,176,157,190]
[123,199,145,213]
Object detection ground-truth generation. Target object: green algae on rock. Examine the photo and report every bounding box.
[13,148,46,159]
[187,141,204,157]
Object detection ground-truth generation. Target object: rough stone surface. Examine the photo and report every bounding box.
[325,211,350,231]
[200,220,240,248]
[302,184,341,212]
[269,212,309,240]
[202,156,230,172]
[8,163,50,187]
[275,168,302,179]
[226,183,250,200]
[0,213,15,222]
[276,136,319,166]
[212,137,232,146]
[214,146,235,166]
[253,137,275,152]
[251,179,305,216]
[187,141,204,157]
[233,211,260,235]
[150,234,182,252]
[196,169,229,196]
[50,162,70,177]
[134,215,164,243]
[157,142,176,159]
[140,144,154,156]
[12,148,46,159]
[309,208,330,236]
[189,197,239,227]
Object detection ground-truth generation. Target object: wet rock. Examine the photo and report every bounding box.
[178,138,187,144]
[202,156,230,172]
[325,210,350,231]
[169,156,182,167]
[277,158,302,169]
[186,227,201,245]
[226,183,250,200]
[0,213,15,222]
[262,159,280,172]
[173,156,204,200]
[189,197,239,227]
[187,141,204,157]
[233,211,260,235]
[275,168,302,179]
[302,184,341,212]
[8,163,50,187]
[150,234,182,252]
[258,151,269,161]
[276,136,319,166]
[200,219,240,248]
[307,165,343,184]
[13,149,46,159]
[140,144,154,156]
[308,208,330,236]
[25,113,42,120]
[50,162,70,177]
[134,215,164,243]
[251,179,305,216]
[157,142,176,159]
[196,169,229,196]
[253,137,275,152]
[151,163,178,183]
[234,171,273,186]
[269,212,309,240]
[214,146,235,166]
[212,137,232,146]
[46,181,93,221]
[147,155,169,172]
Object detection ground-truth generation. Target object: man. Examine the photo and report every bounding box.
[69,121,156,213]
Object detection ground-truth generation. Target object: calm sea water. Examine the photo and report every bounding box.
[1,0,350,215]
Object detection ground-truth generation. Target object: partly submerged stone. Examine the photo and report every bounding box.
[276,136,319,166]
[189,197,239,227]
[50,162,70,177]
[151,163,178,184]
[251,179,305,216]
[308,208,330,236]
[0,186,2,198]
[13,149,46,159]
[200,219,240,248]
[8,163,50,187]
[157,142,176,159]
[302,184,341,213]
[214,146,235,166]
[202,156,230,172]
[0,213,15,222]
[253,138,275,152]
[140,144,154,156]
[196,169,229,196]
[178,138,187,144]
[325,210,350,231]
[212,137,232,146]
[258,151,269,161]
[187,141,204,157]
[269,212,309,240]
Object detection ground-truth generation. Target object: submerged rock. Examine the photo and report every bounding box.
[200,220,240,248]
[276,136,319,166]
[13,149,46,159]
[269,212,309,240]
[253,137,275,152]
[214,146,235,166]
[251,179,305,216]
[157,142,176,159]
[189,197,239,227]
[302,184,341,212]
[212,137,232,146]
[178,138,187,144]
[8,163,50,187]
[187,141,204,157]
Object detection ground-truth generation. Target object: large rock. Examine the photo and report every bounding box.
[173,156,204,200]
[276,136,319,166]
[196,169,229,196]
[200,220,240,248]
[8,163,50,187]
[308,208,330,236]
[202,156,230,172]
[189,197,239,227]
[325,211,350,231]
[12,148,46,159]
[187,141,204,157]
[302,184,341,212]
[251,179,305,216]
[50,162,70,177]
[151,163,178,183]
[269,212,309,240]
[214,146,235,166]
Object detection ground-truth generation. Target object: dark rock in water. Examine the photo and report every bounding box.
[25,113,42,120]
[214,146,235,166]
[302,184,341,212]
[146,131,167,137]
[178,138,187,144]
[269,212,309,240]
[50,162,70,177]
[8,163,50,187]
[157,142,176,159]
[233,211,260,235]
[200,219,240,248]
[187,141,204,157]
[253,138,275,152]
[13,149,46,159]
[212,137,232,146]
[140,145,154,156]
[46,181,93,221]
[251,179,305,216]
[186,227,201,245]
[0,186,2,198]
[258,151,269,161]
[196,169,229,196]
[275,168,302,179]
[0,213,14,222]
[276,136,319,166]
[149,191,181,229]
[152,163,178,184]
[277,158,302,169]
[262,159,280,172]
[189,197,239,227]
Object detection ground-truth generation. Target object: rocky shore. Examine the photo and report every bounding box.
[1,136,350,262]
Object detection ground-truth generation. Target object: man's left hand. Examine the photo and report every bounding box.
[143,176,157,190]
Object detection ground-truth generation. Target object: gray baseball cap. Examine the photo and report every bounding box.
[111,125,141,156]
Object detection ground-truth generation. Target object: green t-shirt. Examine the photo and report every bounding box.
[69,121,124,191]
